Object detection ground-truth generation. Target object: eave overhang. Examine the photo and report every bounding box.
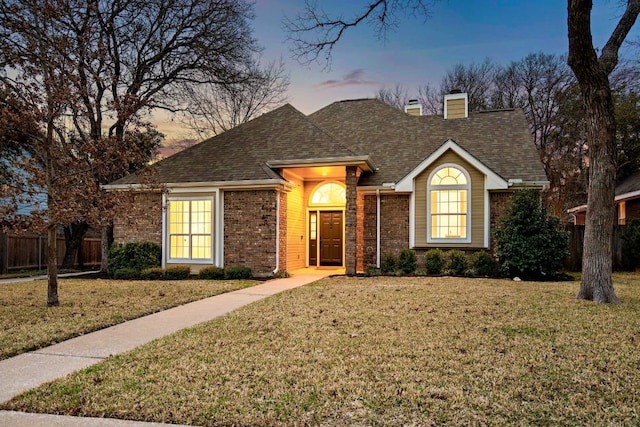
[266,155,375,173]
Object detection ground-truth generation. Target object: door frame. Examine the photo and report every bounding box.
[307,208,345,267]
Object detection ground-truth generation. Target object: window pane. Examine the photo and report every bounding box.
[169,201,190,234]
[430,167,467,186]
[191,235,211,259]
[170,235,189,258]
[311,183,346,205]
[191,200,211,234]
[431,189,468,239]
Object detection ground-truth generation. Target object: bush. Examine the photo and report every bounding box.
[274,270,290,278]
[224,266,252,280]
[446,250,467,276]
[621,219,640,270]
[366,264,381,276]
[470,251,498,277]
[380,253,398,274]
[398,248,417,275]
[140,267,165,280]
[107,242,161,278]
[163,266,191,280]
[113,267,140,280]
[198,266,226,280]
[424,249,445,275]
[493,189,568,279]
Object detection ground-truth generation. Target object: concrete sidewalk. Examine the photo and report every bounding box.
[0,269,337,426]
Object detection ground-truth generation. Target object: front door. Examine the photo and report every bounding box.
[320,211,343,266]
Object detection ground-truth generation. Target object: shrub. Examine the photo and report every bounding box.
[274,270,290,278]
[107,242,161,278]
[224,266,252,280]
[366,264,381,276]
[113,267,140,280]
[140,267,165,280]
[493,189,568,279]
[380,253,398,274]
[621,219,640,270]
[424,249,445,275]
[198,266,226,280]
[446,250,467,276]
[398,248,417,274]
[163,266,191,280]
[470,251,498,277]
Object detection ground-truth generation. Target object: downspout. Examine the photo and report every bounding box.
[376,189,381,268]
[273,189,280,275]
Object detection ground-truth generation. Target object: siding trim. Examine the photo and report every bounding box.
[395,139,509,192]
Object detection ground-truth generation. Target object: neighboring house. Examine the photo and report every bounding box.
[568,170,640,225]
[105,92,547,276]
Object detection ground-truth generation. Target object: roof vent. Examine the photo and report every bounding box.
[404,99,422,116]
[444,92,468,119]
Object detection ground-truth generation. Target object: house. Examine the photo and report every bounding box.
[104,92,548,276]
[568,170,640,225]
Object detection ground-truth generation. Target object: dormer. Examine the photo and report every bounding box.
[444,91,468,119]
[404,99,422,116]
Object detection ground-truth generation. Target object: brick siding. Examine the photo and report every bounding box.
[113,192,162,245]
[224,190,278,276]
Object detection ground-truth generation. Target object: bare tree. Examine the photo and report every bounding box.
[182,58,290,138]
[286,0,640,303]
[375,84,412,110]
[0,0,260,305]
[568,0,639,303]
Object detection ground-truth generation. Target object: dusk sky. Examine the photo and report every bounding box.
[158,0,639,143]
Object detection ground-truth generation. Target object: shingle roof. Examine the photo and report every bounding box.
[616,170,640,196]
[308,99,547,186]
[111,104,357,185]
[110,98,547,187]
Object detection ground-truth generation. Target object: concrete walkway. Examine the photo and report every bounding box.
[0,269,338,426]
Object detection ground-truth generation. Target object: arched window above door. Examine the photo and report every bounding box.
[310,182,346,206]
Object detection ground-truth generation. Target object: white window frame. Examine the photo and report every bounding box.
[166,196,215,264]
[427,164,471,244]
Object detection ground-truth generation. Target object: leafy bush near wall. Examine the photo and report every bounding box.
[140,267,165,280]
[163,266,191,280]
[113,267,140,280]
[198,266,226,280]
[470,251,498,277]
[424,249,445,275]
[494,189,568,279]
[398,248,417,274]
[446,250,467,276]
[380,253,398,274]
[621,219,640,270]
[224,266,252,280]
[108,242,161,278]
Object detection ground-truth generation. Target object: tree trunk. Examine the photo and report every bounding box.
[567,0,628,303]
[100,222,114,273]
[61,222,89,270]
[47,223,59,306]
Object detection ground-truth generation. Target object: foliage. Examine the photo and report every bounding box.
[163,266,192,281]
[224,266,252,280]
[380,253,398,274]
[107,242,162,278]
[274,270,291,279]
[424,249,445,275]
[198,266,226,280]
[494,189,568,279]
[366,265,381,276]
[446,250,467,276]
[398,248,417,275]
[140,267,165,281]
[470,251,498,277]
[621,219,640,270]
[113,268,140,280]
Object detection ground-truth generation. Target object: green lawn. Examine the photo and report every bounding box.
[0,278,257,360]
[3,274,640,426]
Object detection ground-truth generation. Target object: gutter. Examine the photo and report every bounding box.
[273,189,280,275]
[376,189,381,268]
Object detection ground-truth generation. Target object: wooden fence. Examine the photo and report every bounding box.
[565,224,634,271]
[0,232,101,274]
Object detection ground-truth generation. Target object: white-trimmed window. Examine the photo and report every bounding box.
[310,182,346,206]
[168,198,213,261]
[428,165,470,242]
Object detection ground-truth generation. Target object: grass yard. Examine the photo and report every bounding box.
[3,274,640,426]
[0,278,257,360]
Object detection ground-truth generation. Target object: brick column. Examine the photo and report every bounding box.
[345,166,358,275]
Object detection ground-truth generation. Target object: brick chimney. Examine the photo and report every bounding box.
[404,99,422,116]
[444,91,468,119]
